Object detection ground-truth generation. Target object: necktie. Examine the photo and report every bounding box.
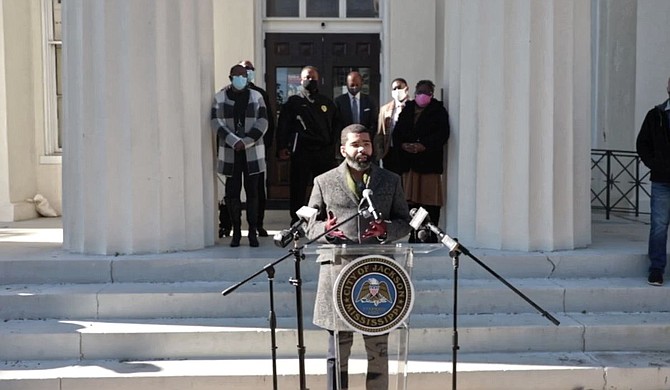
[351,96,359,124]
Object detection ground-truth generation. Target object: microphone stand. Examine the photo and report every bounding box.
[441,237,560,390]
[221,210,365,390]
[222,251,294,390]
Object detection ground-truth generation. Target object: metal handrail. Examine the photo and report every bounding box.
[591,149,650,219]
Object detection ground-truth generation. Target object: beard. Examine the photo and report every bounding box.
[345,152,371,171]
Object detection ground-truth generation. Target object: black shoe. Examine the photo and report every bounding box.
[230,231,241,248]
[257,227,269,237]
[648,270,664,286]
[248,233,259,247]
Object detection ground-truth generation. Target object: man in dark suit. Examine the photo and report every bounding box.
[335,71,378,139]
[306,124,411,390]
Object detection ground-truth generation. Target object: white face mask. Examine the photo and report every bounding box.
[392,88,408,102]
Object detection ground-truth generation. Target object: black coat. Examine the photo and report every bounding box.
[392,98,450,174]
[636,100,670,183]
[277,92,339,155]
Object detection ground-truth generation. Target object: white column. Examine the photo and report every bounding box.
[62,0,215,254]
[445,0,591,251]
[0,1,39,221]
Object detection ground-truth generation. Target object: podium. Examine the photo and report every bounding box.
[304,243,442,390]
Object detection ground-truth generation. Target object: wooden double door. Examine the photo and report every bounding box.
[264,33,381,202]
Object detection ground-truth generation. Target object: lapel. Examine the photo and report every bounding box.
[367,164,382,193]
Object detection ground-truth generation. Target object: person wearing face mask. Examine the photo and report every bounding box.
[636,76,670,286]
[277,65,341,225]
[392,79,450,243]
[211,64,269,247]
[335,71,378,144]
[375,77,409,173]
[305,124,411,390]
[239,60,276,238]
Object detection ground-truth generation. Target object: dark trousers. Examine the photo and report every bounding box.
[327,331,388,390]
[257,171,267,228]
[289,150,334,223]
[225,152,260,229]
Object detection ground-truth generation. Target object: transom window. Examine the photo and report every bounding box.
[266,0,379,18]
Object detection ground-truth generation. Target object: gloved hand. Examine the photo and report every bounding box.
[362,219,387,240]
[325,211,346,239]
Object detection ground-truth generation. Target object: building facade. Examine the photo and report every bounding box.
[1,0,669,253]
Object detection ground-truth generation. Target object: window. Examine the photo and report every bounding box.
[266,0,379,18]
[42,0,62,158]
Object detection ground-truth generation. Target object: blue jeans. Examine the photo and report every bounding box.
[648,182,670,272]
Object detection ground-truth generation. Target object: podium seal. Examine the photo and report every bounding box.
[333,255,414,335]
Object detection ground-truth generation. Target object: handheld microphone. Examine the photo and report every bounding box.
[362,189,381,221]
[273,206,318,248]
[409,207,465,255]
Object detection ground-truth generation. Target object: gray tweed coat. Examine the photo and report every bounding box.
[305,161,411,330]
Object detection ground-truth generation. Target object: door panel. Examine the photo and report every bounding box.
[265,33,380,201]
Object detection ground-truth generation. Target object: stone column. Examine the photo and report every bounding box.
[62,0,215,254]
[0,1,40,221]
[445,0,591,251]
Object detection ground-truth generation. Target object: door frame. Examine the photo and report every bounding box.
[264,32,381,202]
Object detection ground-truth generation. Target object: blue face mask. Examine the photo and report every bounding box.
[246,69,255,83]
[231,75,248,90]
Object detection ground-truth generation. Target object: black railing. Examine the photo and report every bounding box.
[591,149,650,219]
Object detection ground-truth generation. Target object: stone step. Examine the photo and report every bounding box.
[1,351,668,390]
[2,312,668,361]
[0,245,649,285]
[0,277,664,320]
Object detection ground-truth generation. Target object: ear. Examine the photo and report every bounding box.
[340,145,346,157]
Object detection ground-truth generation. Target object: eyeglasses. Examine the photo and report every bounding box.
[416,91,433,96]
[392,85,407,90]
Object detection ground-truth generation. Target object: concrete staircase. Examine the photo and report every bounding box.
[1,215,669,390]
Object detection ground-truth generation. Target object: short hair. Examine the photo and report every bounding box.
[392,77,408,86]
[301,65,319,75]
[340,124,370,145]
[415,79,435,93]
[229,64,246,76]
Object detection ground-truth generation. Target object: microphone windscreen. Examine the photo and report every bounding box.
[409,207,429,230]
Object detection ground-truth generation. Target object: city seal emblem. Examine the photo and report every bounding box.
[333,255,414,335]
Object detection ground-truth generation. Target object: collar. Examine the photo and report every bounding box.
[349,92,360,99]
[345,167,370,201]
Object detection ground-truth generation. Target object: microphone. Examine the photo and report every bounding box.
[362,189,381,221]
[408,207,466,255]
[273,206,318,248]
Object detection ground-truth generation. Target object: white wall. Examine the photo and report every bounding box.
[212,0,256,90]
[635,0,670,133]
[387,0,436,98]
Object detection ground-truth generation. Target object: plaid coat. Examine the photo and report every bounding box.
[210,86,268,176]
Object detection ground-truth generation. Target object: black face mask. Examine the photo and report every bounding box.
[301,79,319,94]
[347,87,361,96]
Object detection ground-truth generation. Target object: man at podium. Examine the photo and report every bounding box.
[306,124,411,390]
